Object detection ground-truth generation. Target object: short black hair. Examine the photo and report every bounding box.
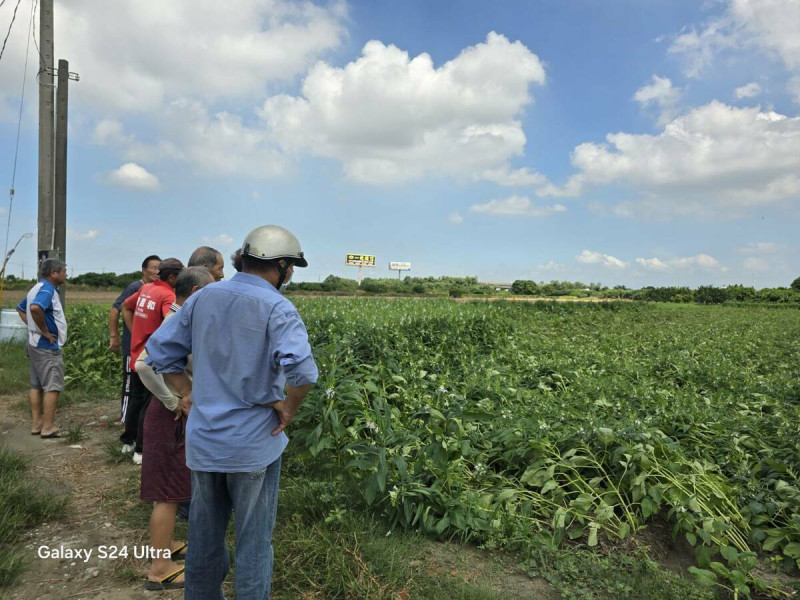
[242,254,284,274]
[231,249,243,273]
[158,257,184,280]
[39,258,66,279]
[188,246,221,269]
[141,255,161,270]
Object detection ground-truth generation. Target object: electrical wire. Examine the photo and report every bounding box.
[3,0,35,262]
[0,0,23,64]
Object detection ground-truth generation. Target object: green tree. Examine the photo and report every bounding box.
[791,277,800,292]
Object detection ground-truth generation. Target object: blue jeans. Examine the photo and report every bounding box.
[185,456,282,600]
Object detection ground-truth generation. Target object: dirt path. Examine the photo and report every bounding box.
[0,395,182,600]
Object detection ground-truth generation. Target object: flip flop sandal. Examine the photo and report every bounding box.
[31,431,42,435]
[171,542,187,561]
[40,431,61,439]
[143,566,185,591]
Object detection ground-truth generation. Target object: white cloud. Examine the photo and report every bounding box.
[738,241,783,254]
[635,253,725,271]
[104,163,161,191]
[633,75,682,125]
[743,257,769,272]
[536,177,583,198]
[558,101,800,217]
[51,0,348,112]
[575,250,628,269]
[68,229,99,241]
[469,195,566,217]
[260,32,546,184]
[448,212,464,225]
[201,234,235,247]
[114,100,286,178]
[734,82,762,99]
[0,1,350,181]
[480,166,548,187]
[668,0,800,77]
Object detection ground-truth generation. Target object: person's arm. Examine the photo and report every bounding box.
[107,307,121,352]
[29,304,56,346]
[145,294,196,417]
[121,289,140,333]
[267,308,319,435]
[121,305,134,332]
[16,298,27,325]
[136,353,180,413]
[164,372,193,417]
[270,383,312,435]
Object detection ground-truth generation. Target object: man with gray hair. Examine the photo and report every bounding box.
[16,258,68,438]
[188,246,224,282]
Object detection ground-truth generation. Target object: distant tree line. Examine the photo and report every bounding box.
[5,271,799,305]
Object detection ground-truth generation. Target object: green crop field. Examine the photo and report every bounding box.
[289,299,800,598]
[12,299,800,598]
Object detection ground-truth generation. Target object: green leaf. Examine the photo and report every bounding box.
[686,532,697,547]
[709,562,730,578]
[568,526,586,540]
[364,475,379,504]
[688,567,717,586]
[720,545,738,565]
[618,522,630,540]
[496,489,515,502]
[763,535,784,552]
[570,493,593,512]
[587,523,599,547]
[541,480,559,494]
[596,427,614,444]
[641,497,657,519]
[435,515,450,535]
[695,545,713,568]
[783,542,800,559]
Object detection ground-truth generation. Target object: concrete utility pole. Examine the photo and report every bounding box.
[37,0,55,263]
[54,59,68,265]
[53,58,70,305]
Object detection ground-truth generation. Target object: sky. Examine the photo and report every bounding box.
[0,0,798,288]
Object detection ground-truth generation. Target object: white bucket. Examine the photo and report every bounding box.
[0,308,28,344]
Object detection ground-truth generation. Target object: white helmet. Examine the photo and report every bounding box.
[241,225,308,267]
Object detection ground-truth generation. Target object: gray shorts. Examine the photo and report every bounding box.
[26,345,64,392]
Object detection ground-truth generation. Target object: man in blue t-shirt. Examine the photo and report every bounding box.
[16,258,68,438]
[107,255,161,429]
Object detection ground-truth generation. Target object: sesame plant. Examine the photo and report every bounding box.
[290,299,800,598]
[57,299,800,597]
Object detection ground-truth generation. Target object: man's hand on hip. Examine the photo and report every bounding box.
[179,391,192,418]
[269,383,312,436]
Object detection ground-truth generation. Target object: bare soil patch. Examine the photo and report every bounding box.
[0,395,181,600]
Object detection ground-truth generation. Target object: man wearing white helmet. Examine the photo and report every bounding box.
[144,225,318,598]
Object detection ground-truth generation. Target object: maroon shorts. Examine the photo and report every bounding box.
[140,396,191,503]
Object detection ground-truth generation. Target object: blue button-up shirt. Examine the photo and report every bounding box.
[145,272,319,473]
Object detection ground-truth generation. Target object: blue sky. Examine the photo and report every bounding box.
[1,0,798,287]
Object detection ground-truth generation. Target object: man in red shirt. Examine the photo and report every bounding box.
[121,258,184,464]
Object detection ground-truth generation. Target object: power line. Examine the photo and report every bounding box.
[2,0,34,263]
[0,0,23,64]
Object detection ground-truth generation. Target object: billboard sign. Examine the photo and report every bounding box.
[389,262,411,271]
[345,253,375,267]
